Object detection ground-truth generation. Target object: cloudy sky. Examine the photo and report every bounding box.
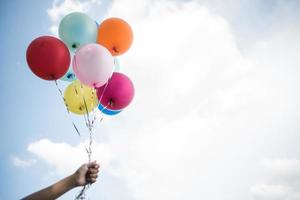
[1,0,300,199]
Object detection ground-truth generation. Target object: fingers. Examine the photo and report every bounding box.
[87,173,98,179]
[88,167,99,174]
[86,171,98,184]
[88,162,100,171]
[85,161,100,184]
[87,168,99,178]
[87,177,97,183]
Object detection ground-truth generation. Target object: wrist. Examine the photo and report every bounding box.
[68,174,79,188]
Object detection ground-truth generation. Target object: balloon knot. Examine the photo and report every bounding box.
[67,73,73,79]
[72,43,79,49]
[109,99,114,107]
[112,47,119,54]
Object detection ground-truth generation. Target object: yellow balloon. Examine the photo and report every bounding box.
[64,80,98,115]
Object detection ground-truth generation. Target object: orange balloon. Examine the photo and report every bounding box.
[97,18,133,56]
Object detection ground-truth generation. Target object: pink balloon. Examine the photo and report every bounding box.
[96,72,134,110]
[73,43,114,88]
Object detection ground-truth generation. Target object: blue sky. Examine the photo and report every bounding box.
[1,0,300,200]
[0,1,53,198]
[0,0,113,199]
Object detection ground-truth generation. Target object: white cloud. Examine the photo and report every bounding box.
[30,0,300,199]
[11,156,36,167]
[28,138,114,176]
[262,159,300,181]
[47,0,102,35]
[251,184,300,200]
[103,1,300,199]
[251,159,300,200]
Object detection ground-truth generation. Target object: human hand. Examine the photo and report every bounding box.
[72,161,100,187]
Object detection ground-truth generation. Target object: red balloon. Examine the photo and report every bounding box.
[96,72,134,110]
[26,36,70,80]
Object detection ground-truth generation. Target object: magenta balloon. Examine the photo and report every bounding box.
[96,72,134,110]
[73,43,114,88]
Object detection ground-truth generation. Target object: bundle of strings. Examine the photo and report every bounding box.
[54,80,109,200]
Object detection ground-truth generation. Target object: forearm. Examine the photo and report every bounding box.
[22,174,77,200]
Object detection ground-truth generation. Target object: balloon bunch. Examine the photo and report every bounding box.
[26,12,134,199]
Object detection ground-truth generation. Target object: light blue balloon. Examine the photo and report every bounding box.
[59,12,98,51]
[95,21,99,28]
[98,104,122,116]
[61,51,76,82]
[114,57,121,72]
[61,67,76,82]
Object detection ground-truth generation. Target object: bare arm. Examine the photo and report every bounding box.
[22,161,100,200]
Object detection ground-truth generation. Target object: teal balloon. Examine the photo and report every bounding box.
[98,104,122,116]
[61,67,76,82]
[59,12,97,51]
[114,57,121,72]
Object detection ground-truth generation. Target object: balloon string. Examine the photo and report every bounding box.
[82,93,110,163]
[90,89,98,128]
[74,77,110,200]
[93,78,111,127]
[55,79,110,200]
[92,89,99,128]
[75,184,90,200]
[82,96,93,162]
[98,81,109,104]
[54,79,90,200]
[113,58,119,71]
[75,98,110,200]
[54,80,82,137]
[76,94,97,200]
[88,79,110,129]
